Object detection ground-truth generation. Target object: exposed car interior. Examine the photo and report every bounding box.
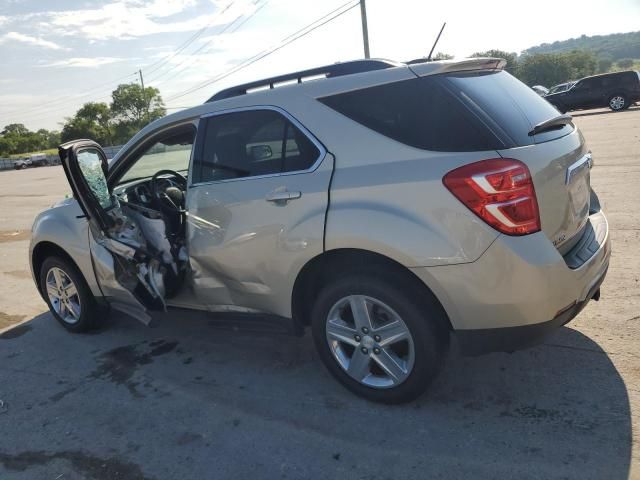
[96,129,195,307]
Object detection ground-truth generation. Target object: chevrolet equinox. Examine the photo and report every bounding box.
[29,58,611,403]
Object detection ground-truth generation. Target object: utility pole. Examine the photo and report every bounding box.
[138,69,149,123]
[360,0,370,59]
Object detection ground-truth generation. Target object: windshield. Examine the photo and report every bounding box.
[118,130,195,185]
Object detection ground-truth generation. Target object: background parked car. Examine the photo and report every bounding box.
[547,81,575,95]
[545,70,640,112]
[531,85,549,96]
[14,158,32,169]
[13,153,48,169]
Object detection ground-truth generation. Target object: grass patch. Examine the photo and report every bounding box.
[8,148,57,159]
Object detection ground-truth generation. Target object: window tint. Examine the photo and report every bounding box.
[321,70,572,149]
[196,109,320,183]
[582,77,603,89]
[118,129,195,184]
[319,76,501,152]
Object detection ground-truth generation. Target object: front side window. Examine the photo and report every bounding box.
[118,128,195,185]
[195,109,321,183]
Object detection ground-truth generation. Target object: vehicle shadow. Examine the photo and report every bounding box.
[0,310,631,479]
[571,105,639,117]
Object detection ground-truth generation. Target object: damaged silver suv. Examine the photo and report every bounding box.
[30,58,610,403]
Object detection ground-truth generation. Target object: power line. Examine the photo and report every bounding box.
[2,1,246,125]
[142,0,238,79]
[1,71,138,119]
[146,12,245,84]
[150,0,270,87]
[167,0,359,102]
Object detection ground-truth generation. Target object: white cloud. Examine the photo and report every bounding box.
[38,0,256,41]
[42,57,130,68]
[0,16,8,27]
[0,31,66,50]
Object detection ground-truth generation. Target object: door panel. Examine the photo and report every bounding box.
[186,154,333,317]
[58,140,163,323]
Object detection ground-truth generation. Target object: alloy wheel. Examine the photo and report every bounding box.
[325,295,415,388]
[610,96,625,110]
[46,267,81,324]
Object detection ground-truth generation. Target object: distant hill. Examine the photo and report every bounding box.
[523,31,640,60]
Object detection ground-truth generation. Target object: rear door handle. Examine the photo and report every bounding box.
[265,190,302,203]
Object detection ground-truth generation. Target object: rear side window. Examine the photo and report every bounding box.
[444,71,572,145]
[319,71,570,150]
[194,109,321,183]
[319,76,502,152]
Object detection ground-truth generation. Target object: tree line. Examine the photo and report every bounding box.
[477,48,636,87]
[523,31,640,63]
[0,83,166,157]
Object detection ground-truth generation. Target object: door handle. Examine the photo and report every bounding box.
[265,190,302,203]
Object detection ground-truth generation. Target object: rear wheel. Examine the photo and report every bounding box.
[311,273,448,404]
[39,256,105,332]
[609,94,627,111]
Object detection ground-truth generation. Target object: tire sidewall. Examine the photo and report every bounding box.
[311,274,446,404]
[39,256,97,332]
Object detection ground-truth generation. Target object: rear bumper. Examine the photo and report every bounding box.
[455,264,607,355]
[410,208,611,355]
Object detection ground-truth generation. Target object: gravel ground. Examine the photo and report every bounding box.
[0,106,638,479]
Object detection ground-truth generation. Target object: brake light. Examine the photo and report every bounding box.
[443,158,541,235]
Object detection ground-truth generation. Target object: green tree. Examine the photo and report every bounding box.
[110,83,165,126]
[616,58,634,69]
[0,123,59,156]
[471,49,519,76]
[564,49,598,78]
[518,50,598,87]
[60,83,167,146]
[2,123,29,136]
[432,52,454,60]
[597,57,613,73]
[518,53,573,87]
[61,102,113,145]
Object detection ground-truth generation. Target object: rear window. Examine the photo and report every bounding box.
[319,70,571,151]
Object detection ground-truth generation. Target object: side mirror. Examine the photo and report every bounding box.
[249,144,273,161]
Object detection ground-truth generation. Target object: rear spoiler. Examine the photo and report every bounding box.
[407,57,506,77]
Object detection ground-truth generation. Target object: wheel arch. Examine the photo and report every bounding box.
[31,241,94,300]
[291,248,452,332]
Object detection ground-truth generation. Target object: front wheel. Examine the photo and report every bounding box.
[311,273,448,404]
[609,94,627,111]
[39,256,105,332]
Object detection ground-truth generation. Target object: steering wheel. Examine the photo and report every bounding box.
[150,170,187,213]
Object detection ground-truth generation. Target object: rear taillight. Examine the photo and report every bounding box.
[443,158,541,236]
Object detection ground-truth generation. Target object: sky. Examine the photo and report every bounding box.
[1,0,639,132]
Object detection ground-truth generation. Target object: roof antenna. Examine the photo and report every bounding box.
[426,22,447,61]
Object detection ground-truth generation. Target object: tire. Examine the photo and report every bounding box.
[21,164,27,169]
[608,94,627,111]
[39,256,105,332]
[311,272,448,404]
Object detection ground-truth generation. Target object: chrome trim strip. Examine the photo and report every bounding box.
[190,105,327,188]
[566,153,592,185]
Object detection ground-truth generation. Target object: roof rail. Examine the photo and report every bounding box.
[205,59,401,103]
